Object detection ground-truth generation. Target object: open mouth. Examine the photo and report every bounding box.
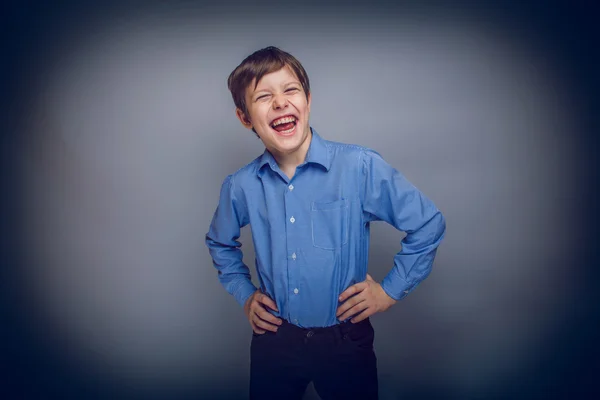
[270,115,297,135]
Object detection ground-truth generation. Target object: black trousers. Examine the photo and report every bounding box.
[250,318,378,400]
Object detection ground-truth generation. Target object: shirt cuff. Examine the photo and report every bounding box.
[233,280,258,308]
[381,274,415,301]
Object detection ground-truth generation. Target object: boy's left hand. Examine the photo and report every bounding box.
[336,274,397,323]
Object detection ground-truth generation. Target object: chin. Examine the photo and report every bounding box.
[260,124,310,153]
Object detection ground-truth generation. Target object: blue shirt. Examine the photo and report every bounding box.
[206,129,446,328]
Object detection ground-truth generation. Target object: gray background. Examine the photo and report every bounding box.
[6,2,595,399]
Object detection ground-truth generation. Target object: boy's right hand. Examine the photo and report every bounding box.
[244,290,283,334]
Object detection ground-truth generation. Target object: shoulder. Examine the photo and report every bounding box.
[215,156,263,211]
[219,154,263,191]
[322,137,383,164]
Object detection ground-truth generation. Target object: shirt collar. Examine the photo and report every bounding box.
[257,128,331,175]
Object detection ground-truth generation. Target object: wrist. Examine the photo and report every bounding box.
[243,290,255,314]
[381,287,397,306]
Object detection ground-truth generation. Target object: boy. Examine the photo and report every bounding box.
[206,46,446,400]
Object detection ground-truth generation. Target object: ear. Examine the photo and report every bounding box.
[235,108,253,130]
[307,92,312,113]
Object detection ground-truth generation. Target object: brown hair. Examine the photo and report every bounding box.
[227,46,310,121]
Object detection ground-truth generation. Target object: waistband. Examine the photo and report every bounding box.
[278,317,372,339]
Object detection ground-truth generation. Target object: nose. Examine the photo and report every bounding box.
[272,93,288,110]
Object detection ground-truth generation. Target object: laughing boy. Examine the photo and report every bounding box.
[206,46,446,399]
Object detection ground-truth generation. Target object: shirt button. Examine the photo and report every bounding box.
[292,253,297,260]
[290,217,295,223]
[288,184,294,191]
[293,288,299,294]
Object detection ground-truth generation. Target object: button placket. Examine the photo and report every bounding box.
[284,180,300,329]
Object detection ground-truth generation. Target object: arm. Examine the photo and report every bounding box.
[205,175,257,307]
[337,149,446,322]
[360,149,446,300]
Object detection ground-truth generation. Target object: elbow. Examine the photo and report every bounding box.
[205,233,215,247]
[205,230,227,248]
[428,211,446,250]
[205,234,217,251]
[421,209,446,248]
[436,210,446,240]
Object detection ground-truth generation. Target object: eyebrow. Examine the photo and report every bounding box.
[254,81,300,93]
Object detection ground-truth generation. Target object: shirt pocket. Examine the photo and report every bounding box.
[311,199,349,250]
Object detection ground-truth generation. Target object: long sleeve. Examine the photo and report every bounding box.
[205,175,257,307]
[360,149,446,301]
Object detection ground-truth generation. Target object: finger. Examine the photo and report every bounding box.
[338,300,369,321]
[366,274,374,281]
[338,282,368,302]
[338,300,369,322]
[253,315,279,332]
[257,293,279,312]
[256,307,283,326]
[336,293,365,317]
[351,308,373,323]
[252,324,266,335]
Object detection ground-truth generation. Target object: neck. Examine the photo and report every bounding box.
[272,128,313,171]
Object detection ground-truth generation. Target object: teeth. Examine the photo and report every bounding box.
[272,116,296,127]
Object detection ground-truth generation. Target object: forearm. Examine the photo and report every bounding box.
[206,236,257,307]
[220,271,257,307]
[381,210,446,300]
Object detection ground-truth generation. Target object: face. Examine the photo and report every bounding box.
[236,66,312,161]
